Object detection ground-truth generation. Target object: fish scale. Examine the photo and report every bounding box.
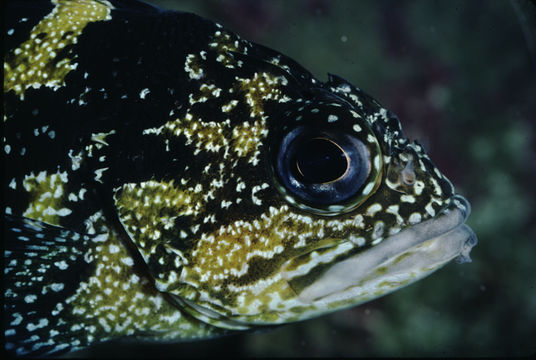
[3,0,476,356]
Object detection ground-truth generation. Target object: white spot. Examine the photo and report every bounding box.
[352,124,362,132]
[408,212,421,224]
[51,283,64,292]
[93,234,108,242]
[99,318,111,332]
[4,144,11,154]
[328,114,338,122]
[26,318,48,332]
[366,203,382,216]
[425,202,436,217]
[7,29,14,35]
[56,208,72,217]
[24,295,37,303]
[236,181,246,192]
[94,167,108,182]
[371,237,383,245]
[373,155,381,170]
[372,221,385,239]
[362,182,375,196]
[54,260,68,270]
[349,235,366,247]
[414,180,425,195]
[10,313,23,326]
[139,88,150,99]
[401,194,415,203]
[121,257,134,266]
[78,188,87,200]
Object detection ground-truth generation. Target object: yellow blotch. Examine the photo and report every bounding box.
[4,0,112,98]
[184,54,204,80]
[209,30,244,68]
[231,119,268,158]
[22,170,71,226]
[114,180,204,256]
[187,206,318,288]
[66,229,217,339]
[153,109,268,159]
[235,72,289,118]
[168,113,230,154]
[174,204,369,320]
[189,83,222,105]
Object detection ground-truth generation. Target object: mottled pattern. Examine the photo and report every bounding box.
[3,0,475,356]
[4,0,112,97]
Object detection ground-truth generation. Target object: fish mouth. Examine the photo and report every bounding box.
[295,194,477,304]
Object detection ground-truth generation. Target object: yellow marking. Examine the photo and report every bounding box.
[143,110,268,158]
[209,30,243,68]
[22,170,71,225]
[65,225,218,340]
[235,72,289,118]
[164,113,230,154]
[189,83,222,105]
[91,129,116,145]
[184,54,204,80]
[221,99,238,112]
[231,119,268,158]
[4,0,112,99]
[174,205,366,320]
[114,180,204,256]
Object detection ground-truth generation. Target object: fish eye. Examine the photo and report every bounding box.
[293,137,349,184]
[275,125,380,214]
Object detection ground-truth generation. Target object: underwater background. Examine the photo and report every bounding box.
[76,0,535,357]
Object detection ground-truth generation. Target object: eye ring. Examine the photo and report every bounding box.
[273,125,382,215]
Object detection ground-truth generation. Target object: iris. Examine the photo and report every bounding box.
[276,125,371,208]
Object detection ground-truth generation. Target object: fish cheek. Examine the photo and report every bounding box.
[112,180,203,288]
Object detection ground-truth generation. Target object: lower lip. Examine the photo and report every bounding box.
[294,196,477,303]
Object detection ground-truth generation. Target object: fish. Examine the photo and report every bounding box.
[3,0,477,356]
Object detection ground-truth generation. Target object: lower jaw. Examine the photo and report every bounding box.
[294,194,477,304]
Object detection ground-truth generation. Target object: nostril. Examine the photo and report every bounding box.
[401,160,416,185]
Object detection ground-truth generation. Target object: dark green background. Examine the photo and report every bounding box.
[75,0,536,357]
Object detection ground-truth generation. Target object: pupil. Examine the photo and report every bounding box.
[294,138,348,183]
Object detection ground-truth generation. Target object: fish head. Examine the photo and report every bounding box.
[2,3,479,354]
[111,30,476,331]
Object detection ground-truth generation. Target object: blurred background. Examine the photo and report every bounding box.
[77,0,535,357]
